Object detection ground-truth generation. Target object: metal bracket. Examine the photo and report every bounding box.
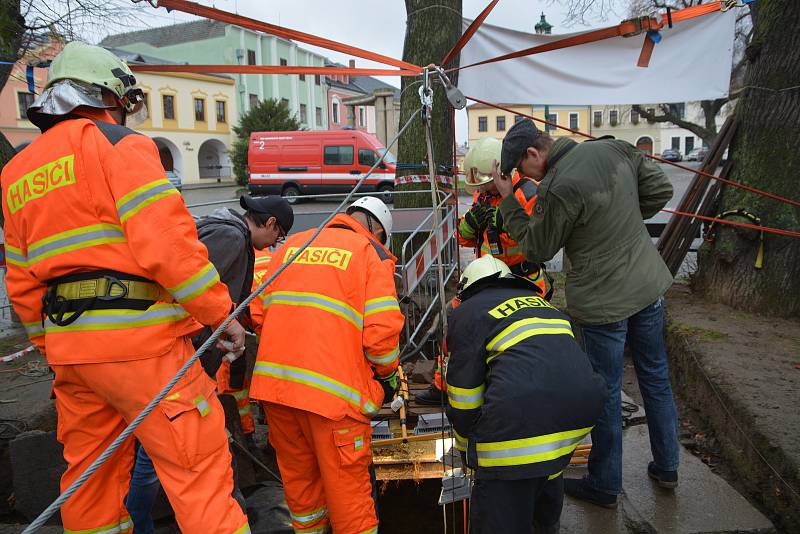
[419,67,434,122]
[433,66,466,110]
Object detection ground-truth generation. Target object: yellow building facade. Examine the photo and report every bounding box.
[133,69,238,186]
[467,103,590,147]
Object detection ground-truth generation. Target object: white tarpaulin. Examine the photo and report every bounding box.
[457,11,735,105]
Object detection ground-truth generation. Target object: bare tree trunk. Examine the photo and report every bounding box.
[694,0,800,317]
[395,0,462,213]
[0,0,24,226]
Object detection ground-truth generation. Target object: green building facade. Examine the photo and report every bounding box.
[101,20,328,129]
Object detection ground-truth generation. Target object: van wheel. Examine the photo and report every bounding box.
[377,184,394,204]
[281,185,301,205]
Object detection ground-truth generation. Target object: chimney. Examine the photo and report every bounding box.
[349,59,356,69]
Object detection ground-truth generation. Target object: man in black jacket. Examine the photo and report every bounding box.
[446,255,606,534]
[126,195,293,534]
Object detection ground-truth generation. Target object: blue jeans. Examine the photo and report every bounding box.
[580,296,679,495]
[126,445,160,534]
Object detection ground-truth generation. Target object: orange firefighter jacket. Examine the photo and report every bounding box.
[249,213,404,423]
[1,112,233,364]
[249,248,273,333]
[458,174,538,266]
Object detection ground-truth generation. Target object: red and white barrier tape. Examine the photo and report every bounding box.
[2,345,35,363]
[394,174,454,186]
[403,214,455,293]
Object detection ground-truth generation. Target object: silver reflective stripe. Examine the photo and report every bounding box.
[486,321,572,352]
[291,506,328,526]
[364,296,399,315]
[117,181,175,220]
[5,248,27,265]
[476,434,585,461]
[27,227,124,262]
[23,322,44,337]
[264,292,363,328]
[171,265,219,302]
[366,346,399,365]
[255,362,362,406]
[44,304,187,331]
[447,389,483,408]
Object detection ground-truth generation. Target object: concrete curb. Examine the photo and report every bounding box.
[665,312,799,533]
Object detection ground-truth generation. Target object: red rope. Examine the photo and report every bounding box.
[130,64,417,77]
[465,96,800,208]
[662,209,800,238]
[441,0,499,67]
[157,0,422,73]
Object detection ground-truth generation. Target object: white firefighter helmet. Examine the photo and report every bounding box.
[463,137,502,194]
[346,196,393,244]
[458,255,511,294]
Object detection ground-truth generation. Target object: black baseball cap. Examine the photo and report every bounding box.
[240,195,294,233]
[501,119,541,176]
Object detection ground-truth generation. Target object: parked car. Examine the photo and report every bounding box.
[165,170,182,192]
[686,147,709,162]
[660,149,682,162]
[247,130,397,204]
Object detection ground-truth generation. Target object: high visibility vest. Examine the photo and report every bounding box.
[445,277,606,480]
[0,112,232,364]
[249,214,404,423]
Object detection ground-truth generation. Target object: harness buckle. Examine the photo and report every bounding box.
[98,275,129,301]
[621,16,656,37]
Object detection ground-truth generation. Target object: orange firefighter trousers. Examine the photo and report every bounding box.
[263,402,378,534]
[52,336,249,533]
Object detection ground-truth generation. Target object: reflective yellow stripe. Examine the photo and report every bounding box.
[453,429,468,452]
[548,470,563,480]
[25,224,126,265]
[290,505,328,526]
[192,394,211,417]
[364,296,400,316]
[294,526,329,534]
[116,179,179,223]
[447,383,485,410]
[263,291,363,329]
[357,528,378,534]
[254,362,376,416]
[486,318,573,353]
[23,321,44,338]
[43,303,189,333]
[365,346,399,366]
[5,244,28,267]
[475,426,592,467]
[233,523,252,534]
[64,516,132,534]
[168,262,220,303]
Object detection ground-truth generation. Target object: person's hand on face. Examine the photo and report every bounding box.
[492,159,513,199]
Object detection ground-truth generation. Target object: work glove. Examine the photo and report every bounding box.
[217,339,245,363]
[492,207,505,233]
[463,203,491,235]
[378,371,399,405]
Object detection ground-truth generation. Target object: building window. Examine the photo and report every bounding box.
[496,116,506,131]
[548,114,558,131]
[300,103,307,124]
[323,145,354,165]
[316,106,323,125]
[162,94,175,120]
[569,113,578,130]
[281,98,289,108]
[631,108,640,125]
[215,100,226,123]
[609,110,619,126]
[478,116,487,132]
[300,74,306,82]
[315,75,321,86]
[593,110,602,127]
[358,148,377,167]
[194,98,206,122]
[332,100,340,124]
[671,137,680,150]
[17,92,35,118]
[646,107,656,123]
[359,107,365,127]
[249,94,259,109]
[143,92,150,119]
[514,115,524,123]
[685,136,695,154]
[280,58,287,66]
[247,49,256,65]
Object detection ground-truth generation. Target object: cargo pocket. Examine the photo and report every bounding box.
[158,372,226,470]
[333,425,372,469]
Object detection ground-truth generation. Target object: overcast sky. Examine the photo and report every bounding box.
[108,1,623,143]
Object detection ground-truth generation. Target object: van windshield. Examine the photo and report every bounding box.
[377,148,397,165]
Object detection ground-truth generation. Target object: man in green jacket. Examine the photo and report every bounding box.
[492,119,680,508]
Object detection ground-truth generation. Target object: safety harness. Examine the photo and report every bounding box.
[703,208,765,269]
[42,271,171,326]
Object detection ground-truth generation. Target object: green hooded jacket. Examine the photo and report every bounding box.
[499,137,674,325]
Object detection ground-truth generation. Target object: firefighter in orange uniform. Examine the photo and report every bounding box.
[1,42,250,533]
[417,137,549,405]
[250,197,403,534]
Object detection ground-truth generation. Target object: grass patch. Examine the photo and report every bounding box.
[669,321,729,342]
